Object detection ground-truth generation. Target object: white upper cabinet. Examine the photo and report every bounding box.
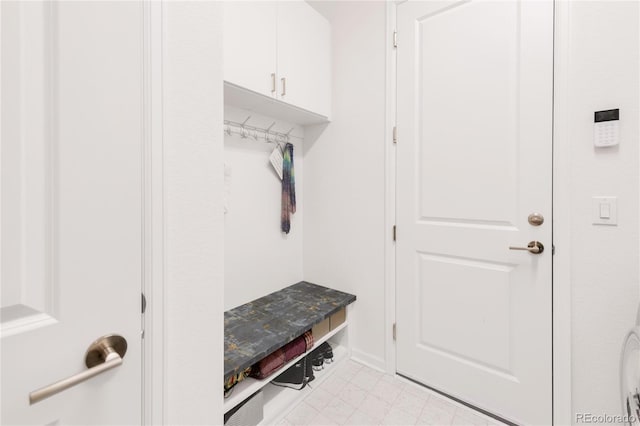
[277,2,331,118]
[223,2,278,97]
[223,1,331,120]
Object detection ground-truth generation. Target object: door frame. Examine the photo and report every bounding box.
[143,1,165,424]
[550,2,573,424]
[384,1,573,424]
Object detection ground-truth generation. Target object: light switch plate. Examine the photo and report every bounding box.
[592,196,617,226]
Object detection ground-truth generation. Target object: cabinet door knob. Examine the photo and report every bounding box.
[271,73,276,94]
[281,77,286,97]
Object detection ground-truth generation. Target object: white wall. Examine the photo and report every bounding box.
[304,1,388,369]
[163,2,224,424]
[563,1,640,421]
[224,106,305,310]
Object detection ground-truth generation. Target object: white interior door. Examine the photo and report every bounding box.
[1,1,143,424]
[396,1,553,424]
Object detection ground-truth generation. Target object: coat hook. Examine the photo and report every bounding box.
[284,128,294,144]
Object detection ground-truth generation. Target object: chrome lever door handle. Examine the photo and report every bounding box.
[29,334,127,405]
[509,241,544,254]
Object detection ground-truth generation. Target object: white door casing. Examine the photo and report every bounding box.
[1,2,143,424]
[396,1,553,424]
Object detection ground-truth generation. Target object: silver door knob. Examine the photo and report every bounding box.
[29,334,127,404]
[528,213,544,226]
[509,241,544,254]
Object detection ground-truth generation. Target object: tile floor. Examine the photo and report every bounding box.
[277,359,505,426]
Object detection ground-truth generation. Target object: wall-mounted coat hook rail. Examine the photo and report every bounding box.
[224,118,302,144]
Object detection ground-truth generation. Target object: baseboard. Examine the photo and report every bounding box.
[350,348,387,373]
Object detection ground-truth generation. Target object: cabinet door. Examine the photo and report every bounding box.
[224,2,277,97]
[277,1,331,118]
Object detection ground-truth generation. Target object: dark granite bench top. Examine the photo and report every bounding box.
[224,281,356,380]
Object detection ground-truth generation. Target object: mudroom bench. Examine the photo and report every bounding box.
[223,281,356,425]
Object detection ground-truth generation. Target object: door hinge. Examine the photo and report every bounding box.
[552,245,556,255]
[393,30,397,48]
[393,126,397,144]
[393,225,397,241]
[393,323,397,341]
[141,292,147,314]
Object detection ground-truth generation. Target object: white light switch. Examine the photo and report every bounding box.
[593,196,617,225]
